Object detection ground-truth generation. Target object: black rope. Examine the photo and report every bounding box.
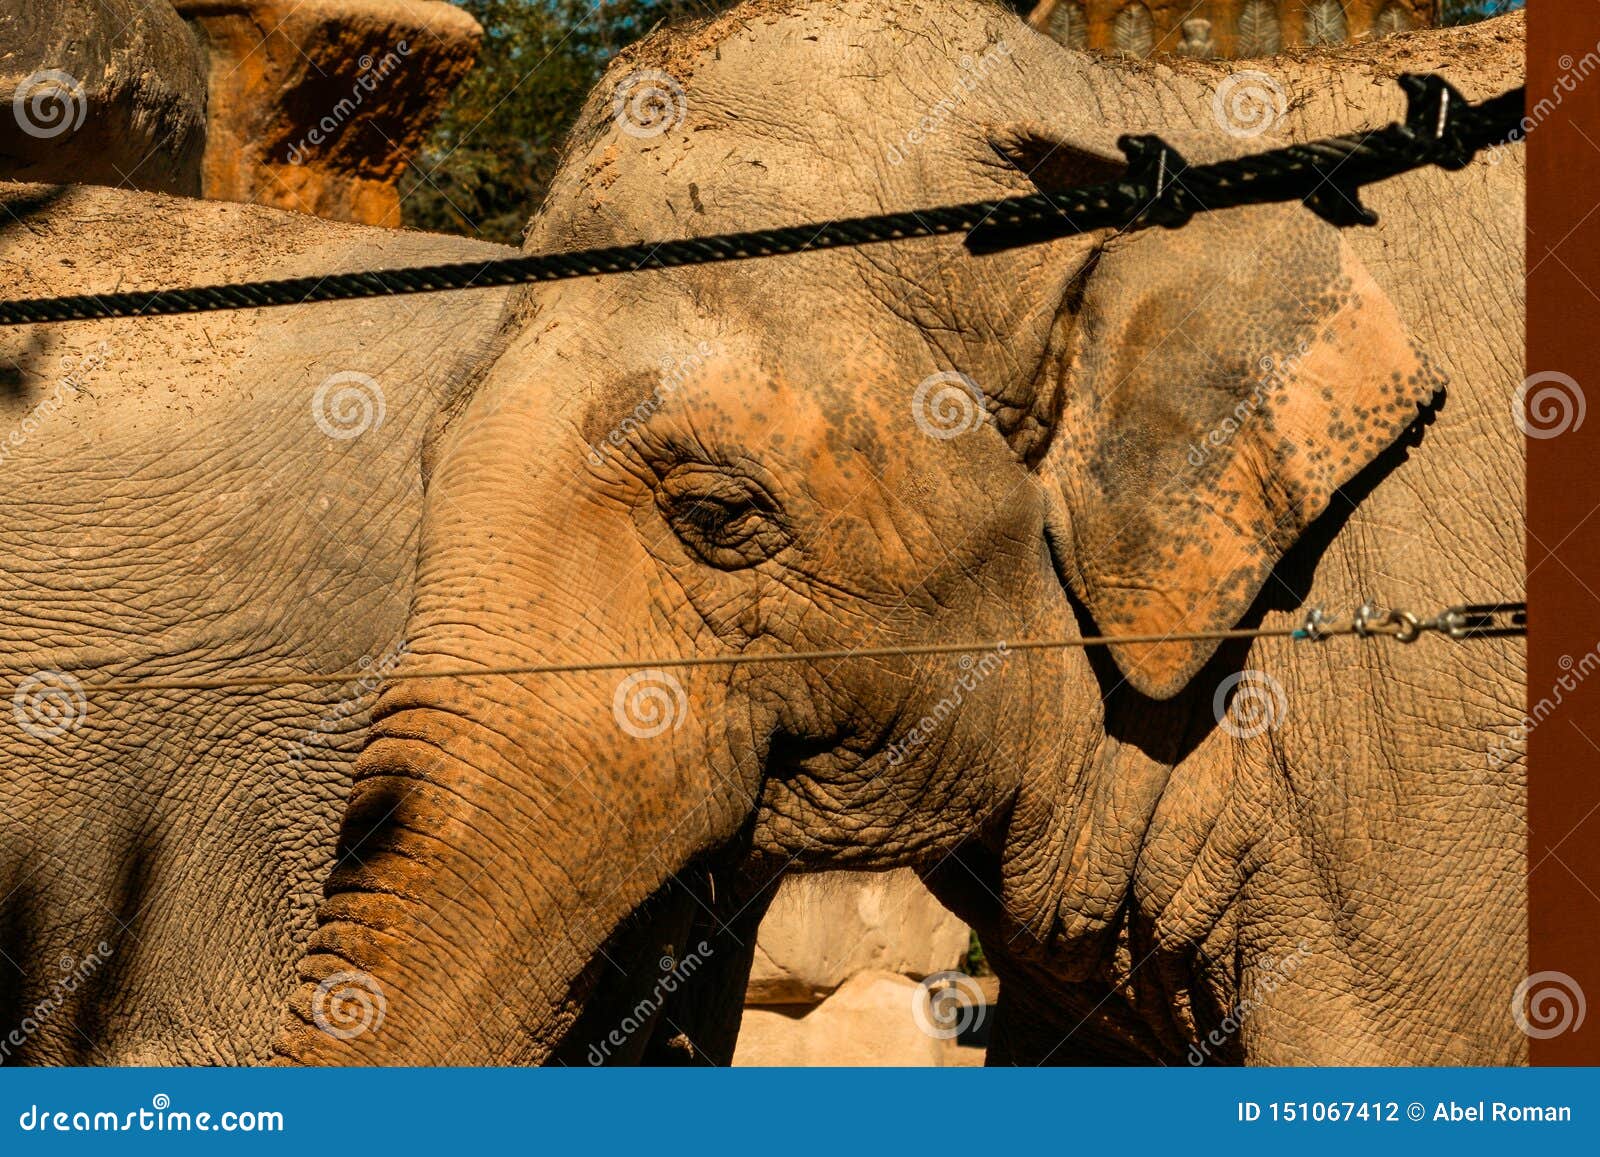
[0,75,1523,327]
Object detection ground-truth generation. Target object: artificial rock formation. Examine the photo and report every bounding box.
[733,972,952,1067]
[1028,0,1436,58]
[736,871,974,1066]
[747,870,971,1005]
[174,0,480,225]
[0,0,208,194]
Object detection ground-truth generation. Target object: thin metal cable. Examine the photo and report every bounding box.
[71,602,1525,694]
[0,76,1524,327]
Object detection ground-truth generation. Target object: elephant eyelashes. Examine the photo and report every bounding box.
[656,464,789,569]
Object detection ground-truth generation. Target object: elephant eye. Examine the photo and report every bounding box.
[657,465,788,569]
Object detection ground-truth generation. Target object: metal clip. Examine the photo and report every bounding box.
[1117,134,1195,229]
[1353,603,1422,642]
[1400,73,1476,171]
[1293,607,1336,641]
[1391,609,1423,643]
[1439,605,1471,639]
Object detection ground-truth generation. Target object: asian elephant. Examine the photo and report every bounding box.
[1,0,1523,1066]
[265,1,1524,1065]
[0,184,517,1063]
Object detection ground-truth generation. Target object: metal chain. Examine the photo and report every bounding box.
[0,75,1524,327]
[1293,601,1526,642]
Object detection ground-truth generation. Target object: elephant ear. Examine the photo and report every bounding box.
[1039,183,1444,698]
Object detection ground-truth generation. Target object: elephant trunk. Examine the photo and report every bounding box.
[270,332,769,1064]
[272,646,751,1064]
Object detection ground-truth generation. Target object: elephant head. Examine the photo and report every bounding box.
[273,0,1452,1064]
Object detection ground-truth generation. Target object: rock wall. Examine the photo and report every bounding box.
[746,870,971,1005]
[0,1,477,225]
[734,871,981,1066]
[0,0,207,194]
[735,972,953,1066]
[175,0,480,226]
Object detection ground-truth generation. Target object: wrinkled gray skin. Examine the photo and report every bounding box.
[2,0,1523,1066]
[0,185,512,1063]
[0,185,757,1065]
[266,2,1523,1066]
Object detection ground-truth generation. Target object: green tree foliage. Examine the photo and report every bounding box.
[1441,0,1523,25]
[400,1,738,243]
